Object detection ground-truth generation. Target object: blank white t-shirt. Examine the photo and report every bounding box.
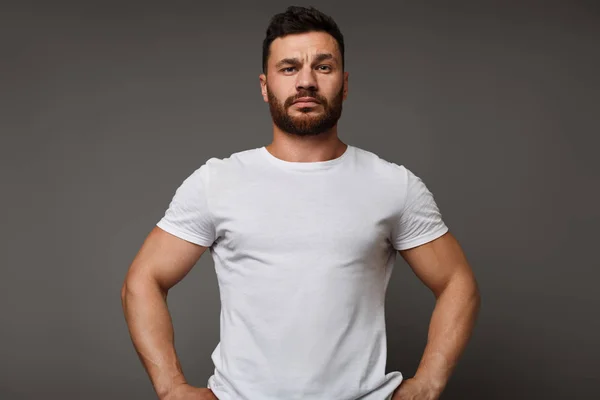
[156,144,449,400]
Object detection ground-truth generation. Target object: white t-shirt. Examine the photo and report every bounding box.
[156,144,449,400]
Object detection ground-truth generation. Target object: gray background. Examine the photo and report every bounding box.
[1,0,598,399]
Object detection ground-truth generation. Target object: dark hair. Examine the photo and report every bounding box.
[262,6,345,74]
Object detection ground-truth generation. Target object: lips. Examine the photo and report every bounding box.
[293,97,320,104]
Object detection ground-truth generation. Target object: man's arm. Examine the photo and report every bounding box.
[121,226,210,399]
[395,231,481,399]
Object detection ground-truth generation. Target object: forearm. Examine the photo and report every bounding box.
[413,274,481,396]
[121,278,186,399]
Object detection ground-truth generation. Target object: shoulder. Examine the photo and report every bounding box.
[205,147,262,169]
[351,145,412,185]
[195,147,264,191]
[201,147,257,168]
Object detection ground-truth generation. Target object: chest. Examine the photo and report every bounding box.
[211,176,395,264]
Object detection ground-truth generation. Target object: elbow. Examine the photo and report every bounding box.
[120,279,134,307]
[472,286,482,311]
[121,273,167,303]
[121,272,137,301]
[468,278,482,317]
[442,270,482,308]
[461,271,481,304]
[120,281,129,301]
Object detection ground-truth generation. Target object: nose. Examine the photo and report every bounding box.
[295,66,318,92]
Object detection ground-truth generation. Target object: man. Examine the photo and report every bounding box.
[121,6,480,400]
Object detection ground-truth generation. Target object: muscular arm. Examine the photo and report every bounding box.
[121,226,210,399]
[398,231,481,397]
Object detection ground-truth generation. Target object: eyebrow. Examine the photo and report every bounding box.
[275,53,336,69]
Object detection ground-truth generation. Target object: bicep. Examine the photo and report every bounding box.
[125,226,210,292]
[399,231,475,298]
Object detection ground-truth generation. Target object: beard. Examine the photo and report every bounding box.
[267,85,344,137]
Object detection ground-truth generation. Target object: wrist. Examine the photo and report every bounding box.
[411,374,446,399]
[412,354,452,397]
[156,376,188,400]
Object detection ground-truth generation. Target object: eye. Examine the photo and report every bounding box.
[281,67,296,73]
[317,65,332,72]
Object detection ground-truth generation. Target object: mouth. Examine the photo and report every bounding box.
[293,97,320,107]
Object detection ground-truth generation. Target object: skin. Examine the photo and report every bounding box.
[259,31,349,163]
[391,233,481,399]
[121,30,481,400]
[121,229,215,400]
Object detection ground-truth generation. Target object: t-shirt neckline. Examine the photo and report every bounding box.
[260,144,353,171]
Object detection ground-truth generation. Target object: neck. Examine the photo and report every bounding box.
[266,125,347,163]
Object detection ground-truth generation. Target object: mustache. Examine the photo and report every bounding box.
[285,91,326,107]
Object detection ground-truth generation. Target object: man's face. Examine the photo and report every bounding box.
[260,31,349,137]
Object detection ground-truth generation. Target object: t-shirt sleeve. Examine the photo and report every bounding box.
[391,167,449,250]
[156,163,216,247]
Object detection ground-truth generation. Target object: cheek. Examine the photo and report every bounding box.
[319,78,343,97]
[268,77,288,93]
[267,85,290,103]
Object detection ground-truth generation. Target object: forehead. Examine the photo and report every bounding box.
[269,31,341,63]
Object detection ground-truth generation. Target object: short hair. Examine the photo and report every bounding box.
[262,6,345,74]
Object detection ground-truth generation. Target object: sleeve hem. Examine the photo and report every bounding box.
[156,220,214,247]
[204,160,217,242]
[394,224,449,251]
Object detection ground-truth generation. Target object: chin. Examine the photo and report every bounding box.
[290,110,322,117]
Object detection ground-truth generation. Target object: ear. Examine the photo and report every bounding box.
[259,73,268,103]
[343,71,349,100]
